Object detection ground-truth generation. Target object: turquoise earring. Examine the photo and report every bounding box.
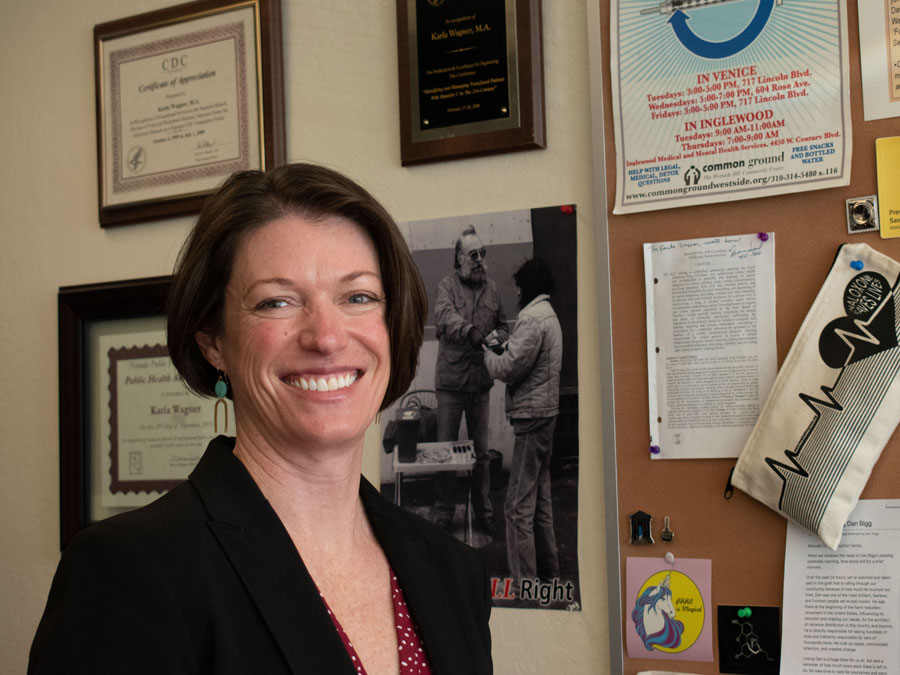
[214,372,228,434]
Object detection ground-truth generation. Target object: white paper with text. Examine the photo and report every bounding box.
[782,499,900,674]
[644,233,776,459]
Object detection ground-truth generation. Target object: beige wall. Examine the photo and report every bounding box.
[0,1,609,672]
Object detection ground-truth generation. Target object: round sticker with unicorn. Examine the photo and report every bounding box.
[631,569,705,653]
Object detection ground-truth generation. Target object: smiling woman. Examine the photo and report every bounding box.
[29,165,494,675]
[195,214,392,455]
[167,164,427,411]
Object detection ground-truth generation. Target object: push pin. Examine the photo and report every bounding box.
[661,516,674,542]
[628,510,654,544]
[757,232,769,242]
[664,551,675,565]
[851,260,864,270]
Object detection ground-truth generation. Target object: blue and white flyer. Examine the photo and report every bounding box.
[610,0,852,214]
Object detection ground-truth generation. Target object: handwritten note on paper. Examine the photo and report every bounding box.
[643,233,777,459]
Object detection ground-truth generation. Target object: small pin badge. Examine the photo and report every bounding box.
[661,516,674,542]
[628,510,654,544]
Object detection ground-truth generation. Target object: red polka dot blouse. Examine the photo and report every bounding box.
[320,567,433,674]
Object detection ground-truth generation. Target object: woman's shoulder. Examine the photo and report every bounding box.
[83,436,258,553]
[60,479,211,582]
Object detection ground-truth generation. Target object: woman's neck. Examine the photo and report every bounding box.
[232,429,368,557]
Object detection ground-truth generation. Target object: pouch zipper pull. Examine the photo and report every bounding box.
[724,466,735,500]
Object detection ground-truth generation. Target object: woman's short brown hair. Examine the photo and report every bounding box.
[167,163,427,411]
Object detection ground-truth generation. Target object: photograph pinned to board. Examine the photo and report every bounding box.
[625,556,713,662]
[717,605,781,675]
[380,204,580,610]
[644,232,777,459]
[609,0,851,213]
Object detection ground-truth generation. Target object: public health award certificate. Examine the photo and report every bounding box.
[610,0,851,214]
[97,330,231,508]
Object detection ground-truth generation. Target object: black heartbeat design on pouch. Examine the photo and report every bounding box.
[765,271,900,531]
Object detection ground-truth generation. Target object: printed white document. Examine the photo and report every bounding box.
[644,232,777,459]
[782,499,900,674]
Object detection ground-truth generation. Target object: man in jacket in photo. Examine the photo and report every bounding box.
[433,225,508,535]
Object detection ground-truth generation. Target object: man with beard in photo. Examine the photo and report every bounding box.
[433,225,508,536]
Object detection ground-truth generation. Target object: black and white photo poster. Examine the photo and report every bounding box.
[380,205,580,610]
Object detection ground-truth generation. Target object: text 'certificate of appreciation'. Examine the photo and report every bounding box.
[782,499,900,674]
[610,0,851,213]
[644,233,777,459]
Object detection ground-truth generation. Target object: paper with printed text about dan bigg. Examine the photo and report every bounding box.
[782,499,900,674]
[644,232,776,459]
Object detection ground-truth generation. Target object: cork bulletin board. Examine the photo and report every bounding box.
[587,1,900,673]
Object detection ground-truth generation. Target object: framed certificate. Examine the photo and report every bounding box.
[58,276,234,549]
[397,0,545,165]
[94,0,285,227]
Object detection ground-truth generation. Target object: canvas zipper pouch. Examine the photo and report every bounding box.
[730,243,900,549]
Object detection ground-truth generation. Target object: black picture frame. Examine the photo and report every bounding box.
[58,276,171,549]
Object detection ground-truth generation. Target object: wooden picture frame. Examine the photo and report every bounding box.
[397,0,545,165]
[94,0,285,226]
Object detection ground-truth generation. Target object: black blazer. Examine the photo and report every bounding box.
[30,436,492,674]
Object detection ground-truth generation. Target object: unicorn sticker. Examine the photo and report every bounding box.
[631,572,685,651]
[626,562,710,660]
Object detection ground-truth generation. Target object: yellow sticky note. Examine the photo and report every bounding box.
[877,136,900,238]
